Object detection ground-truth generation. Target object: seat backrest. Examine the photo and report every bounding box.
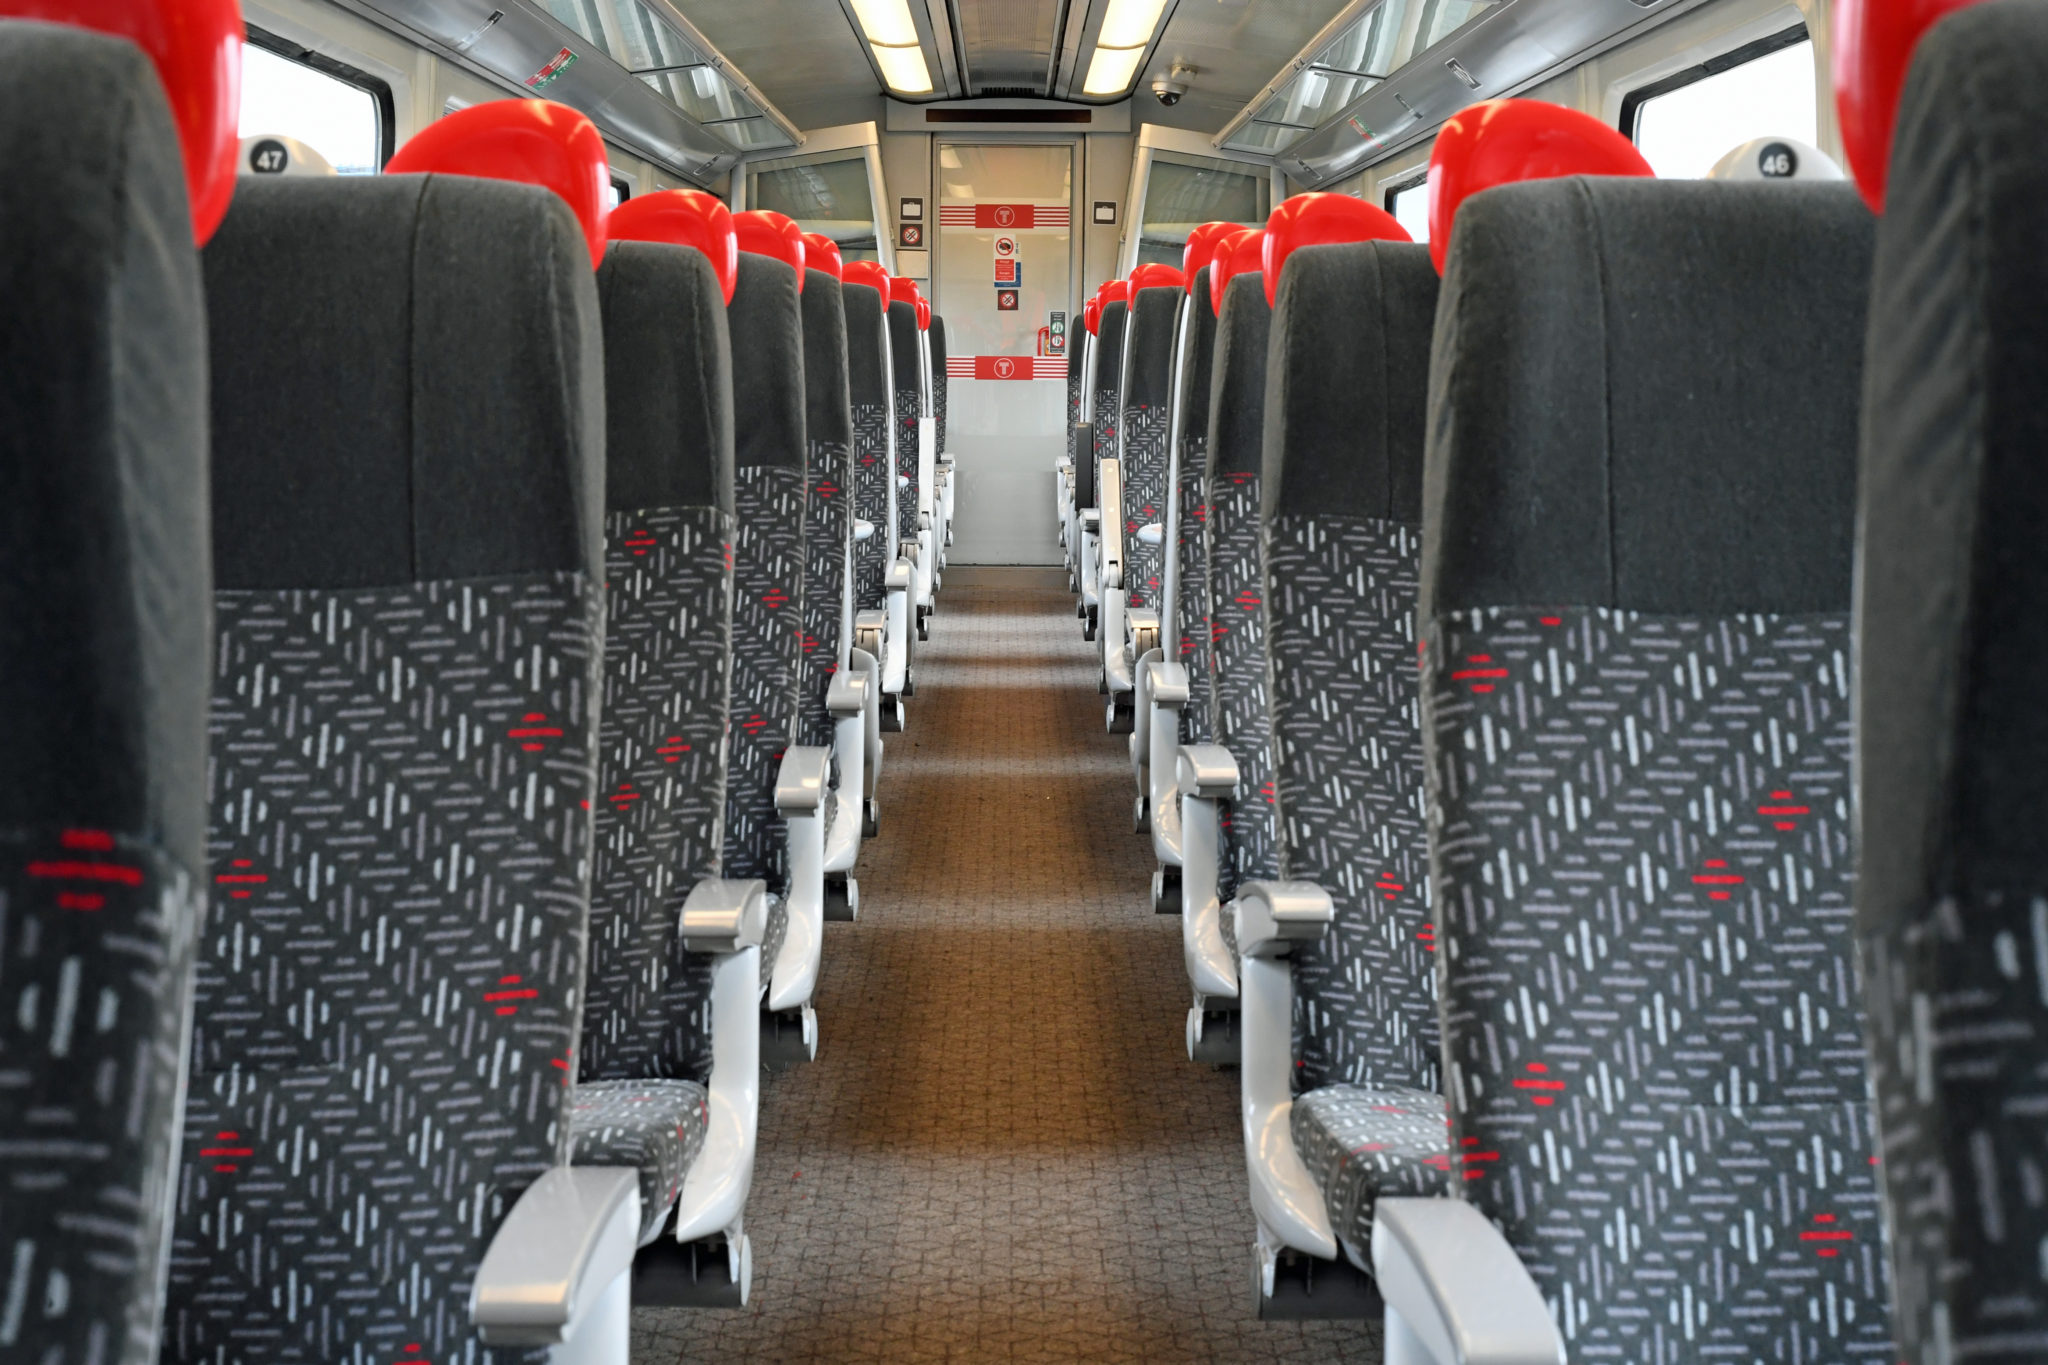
[1066,344,1084,481]
[801,265,854,740]
[845,281,892,611]
[930,314,949,454]
[724,252,808,886]
[169,172,605,1353]
[1263,240,1438,1095]
[1090,300,1128,509]
[1421,176,1885,1358]
[1119,285,1178,612]
[1174,269,1221,745]
[1203,271,1273,897]
[887,298,922,548]
[581,240,736,1083]
[0,24,210,1358]
[1854,7,2048,1354]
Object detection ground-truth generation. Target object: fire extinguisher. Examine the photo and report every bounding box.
[1037,325,1050,356]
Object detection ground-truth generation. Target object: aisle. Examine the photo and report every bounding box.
[634,567,1380,1363]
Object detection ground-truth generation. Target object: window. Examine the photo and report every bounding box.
[1136,154,1266,261]
[748,153,881,253]
[1385,177,1429,244]
[239,35,389,174]
[1624,29,1817,180]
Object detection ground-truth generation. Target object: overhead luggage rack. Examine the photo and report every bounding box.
[344,0,801,179]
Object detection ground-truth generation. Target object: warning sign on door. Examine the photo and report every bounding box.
[994,258,1019,287]
[996,290,1019,311]
[994,234,1017,258]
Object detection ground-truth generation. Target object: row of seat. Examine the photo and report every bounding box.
[1058,6,2044,1355]
[0,9,956,1358]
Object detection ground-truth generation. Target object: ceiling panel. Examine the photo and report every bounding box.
[666,0,880,128]
[1131,0,1358,134]
[955,0,1064,95]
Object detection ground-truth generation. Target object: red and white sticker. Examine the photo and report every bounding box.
[946,356,1066,381]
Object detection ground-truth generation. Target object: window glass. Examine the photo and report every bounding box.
[1632,37,1818,179]
[1139,155,1265,257]
[1386,179,1429,244]
[238,44,382,174]
[749,155,879,250]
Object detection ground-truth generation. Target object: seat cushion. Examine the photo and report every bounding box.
[570,1079,710,1243]
[1291,1083,1451,1257]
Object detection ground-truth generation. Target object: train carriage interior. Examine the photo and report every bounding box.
[5,0,2042,1361]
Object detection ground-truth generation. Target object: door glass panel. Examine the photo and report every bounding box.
[933,143,1073,565]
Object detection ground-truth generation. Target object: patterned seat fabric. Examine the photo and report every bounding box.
[1202,274,1275,901]
[1290,1085,1450,1254]
[930,316,949,455]
[569,1081,710,1243]
[800,267,855,745]
[845,282,893,612]
[1119,287,1178,612]
[0,29,211,1362]
[583,242,735,1087]
[1421,177,1889,1360]
[888,300,922,549]
[1090,301,1126,516]
[1173,271,1220,745]
[1262,242,1447,1252]
[1856,11,2048,1355]
[166,174,606,1357]
[725,254,809,890]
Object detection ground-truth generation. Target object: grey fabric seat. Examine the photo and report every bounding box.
[1410,177,1889,1359]
[1090,300,1127,530]
[1203,273,1276,902]
[0,25,210,1362]
[1261,241,1448,1259]
[846,281,893,613]
[1854,5,2048,1354]
[1173,269,1221,746]
[571,238,738,1243]
[1119,285,1179,614]
[799,266,855,750]
[725,253,809,899]
[887,299,922,559]
[165,172,607,1354]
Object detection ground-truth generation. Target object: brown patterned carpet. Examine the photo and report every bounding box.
[633,567,1381,1363]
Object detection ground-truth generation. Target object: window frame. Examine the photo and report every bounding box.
[1618,23,1812,147]
[244,24,397,170]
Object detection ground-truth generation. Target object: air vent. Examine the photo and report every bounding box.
[978,85,1043,98]
[924,107,1091,122]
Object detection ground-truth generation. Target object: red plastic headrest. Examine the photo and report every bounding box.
[1262,193,1410,307]
[801,232,845,281]
[1835,0,1986,212]
[1181,221,1239,293]
[732,209,805,291]
[1426,99,1653,275]
[1128,262,1185,294]
[915,298,930,331]
[888,275,922,310]
[5,0,244,243]
[843,259,891,301]
[1098,279,1131,312]
[1083,294,1102,336]
[1208,228,1264,315]
[607,189,738,305]
[387,100,611,269]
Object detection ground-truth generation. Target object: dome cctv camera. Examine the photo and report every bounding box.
[1152,63,1194,106]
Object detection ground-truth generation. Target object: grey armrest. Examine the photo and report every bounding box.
[1151,660,1189,708]
[1081,508,1101,528]
[775,746,831,813]
[854,518,875,543]
[1372,1200,1565,1365]
[1136,522,1164,546]
[1177,744,1240,800]
[886,559,914,590]
[680,878,768,955]
[1233,880,1334,958]
[472,1166,641,1345]
[826,668,868,718]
